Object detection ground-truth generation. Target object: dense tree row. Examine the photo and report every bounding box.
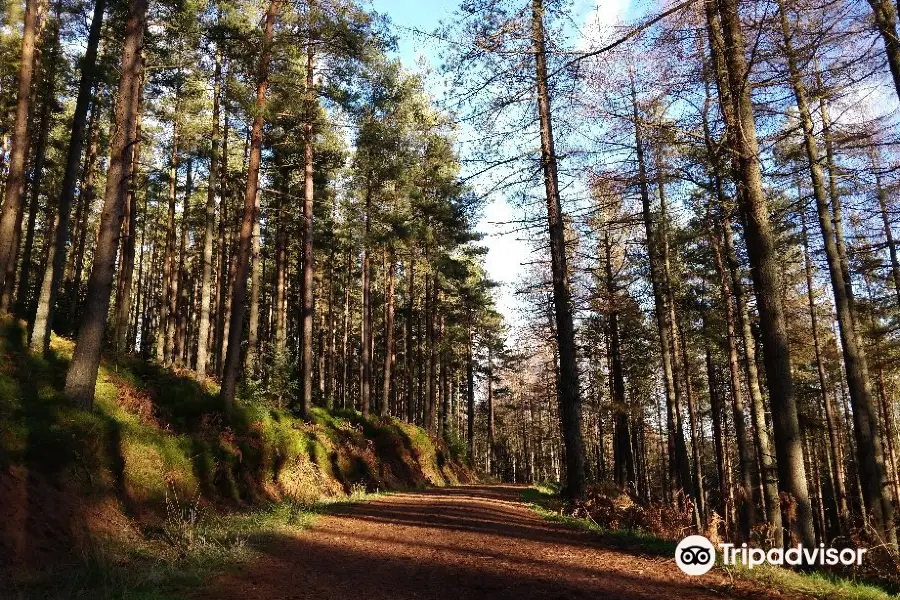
[445,0,900,550]
[7,0,900,554]
[0,0,505,464]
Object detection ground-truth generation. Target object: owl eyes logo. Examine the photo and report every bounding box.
[675,535,716,575]
[680,546,711,565]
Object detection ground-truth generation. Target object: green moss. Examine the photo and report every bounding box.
[0,317,472,597]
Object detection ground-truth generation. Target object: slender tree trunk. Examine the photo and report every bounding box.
[714,0,812,547]
[631,84,692,505]
[706,339,733,528]
[214,90,231,377]
[708,218,757,538]
[317,326,325,398]
[30,0,105,351]
[219,0,277,412]
[158,110,179,364]
[532,0,586,500]
[466,311,475,463]
[326,243,336,407]
[132,192,147,351]
[870,148,900,310]
[360,178,373,416]
[174,159,193,366]
[658,145,703,526]
[406,252,416,423]
[63,0,147,407]
[425,268,435,430]
[777,1,895,546]
[0,0,44,301]
[341,248,351,409]
[381,253,395,417]
[17,10,60,317]
[114,82,143,354]
[67,105,101,331]
[866,0,900,104]
[299,21,315,417]
[800,201,849,530]
[245,184,262,371]
[440,317,449,438]
[680,317,706,525]
[488,346,495,474]
[604,232,635,489]
[196,44,221,382]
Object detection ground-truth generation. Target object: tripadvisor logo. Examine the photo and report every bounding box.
[675,535,868,576]
[675,535,716,575]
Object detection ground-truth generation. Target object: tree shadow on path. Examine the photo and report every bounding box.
[193,485,779,600]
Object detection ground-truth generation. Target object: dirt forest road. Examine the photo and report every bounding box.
[194,485,789,600]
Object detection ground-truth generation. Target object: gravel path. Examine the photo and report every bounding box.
[194,485,791,599]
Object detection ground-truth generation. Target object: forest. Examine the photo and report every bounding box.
[3,0,900,596]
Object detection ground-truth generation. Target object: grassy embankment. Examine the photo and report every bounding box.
[0,317,472,599]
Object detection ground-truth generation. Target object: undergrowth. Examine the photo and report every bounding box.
[0,316,470,598]
[521,485,899,600]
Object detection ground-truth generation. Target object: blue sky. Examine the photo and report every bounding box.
[368,0,635,328]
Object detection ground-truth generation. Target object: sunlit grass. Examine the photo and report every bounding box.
[521,485,898,599]
[0,316,459,599]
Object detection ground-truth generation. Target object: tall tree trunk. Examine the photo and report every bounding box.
[219,0,277,412]
[466,310,475,463]
[631,83,692,505]
[325,243,336,407]
[174,158,193,366]
[704,0,782,538]
[30,0,105,352]
[777,1,895,546]
[341,248,351,409]
[406,252,416,423]
[706,338,733,528]
[870,147,900,310]
[531,0,586,500]
[17,9,60,317]
[299,19,315,417]
[132,192,147,351]
[0,0,43,301]
[709,219,757,538]
[866,0,900,104]
[680,317,706,525]
[66,103,102,331]
[697,12,751,532]
[440,316,449,438]
[245,183,262,371]
[360,177,373,416]
[658,143,703,525]
[214,90,231,377]
[158,110,179,364]
[196,43,221,382]
[425,268,435,430]
[273,197,287,357]
[605,232,635,489]
[381,252,395,417]
[714,0,812,547]
[800,201,849,530]
[113,82,143,355]
[63,0,147,407]
[488,346,495,474]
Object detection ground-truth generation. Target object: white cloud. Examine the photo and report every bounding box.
[479,197,530,328]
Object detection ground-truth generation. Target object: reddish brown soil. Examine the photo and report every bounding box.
[194,485,796,600]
